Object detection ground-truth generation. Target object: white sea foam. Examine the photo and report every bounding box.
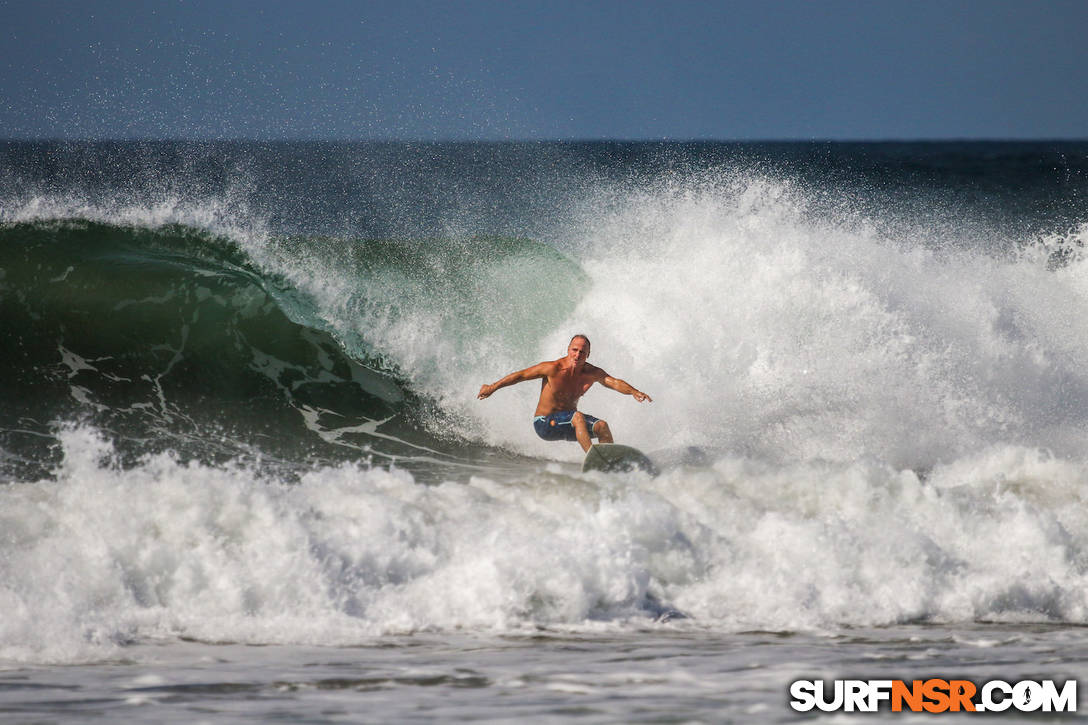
[1,192,266,246]
[4,426,1088,664]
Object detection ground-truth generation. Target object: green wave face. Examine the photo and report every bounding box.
[0,219,585,479]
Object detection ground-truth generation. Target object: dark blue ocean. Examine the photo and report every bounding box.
[2,141,1088,722]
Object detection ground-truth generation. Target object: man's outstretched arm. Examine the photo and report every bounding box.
[601,375,652,403]
[478,361,551,400]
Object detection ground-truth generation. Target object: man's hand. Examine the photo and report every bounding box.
[478,383,495,400]
[633,390,652,403]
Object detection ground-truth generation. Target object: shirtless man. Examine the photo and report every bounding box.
[477,334,652,452]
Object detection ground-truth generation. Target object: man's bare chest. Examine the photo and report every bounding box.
[545,372,593,396]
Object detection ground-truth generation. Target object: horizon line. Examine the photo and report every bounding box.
[3,136,1088,145]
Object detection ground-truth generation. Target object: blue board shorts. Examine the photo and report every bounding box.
[533,410,601,442]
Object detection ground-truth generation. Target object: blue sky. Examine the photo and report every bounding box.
[2,0,1086,140]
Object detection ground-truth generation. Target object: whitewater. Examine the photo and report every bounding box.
[2,141,1088,721]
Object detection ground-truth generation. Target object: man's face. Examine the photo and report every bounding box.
[567,337,590,364]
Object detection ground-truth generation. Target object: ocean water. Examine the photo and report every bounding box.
[2,140,1088,722]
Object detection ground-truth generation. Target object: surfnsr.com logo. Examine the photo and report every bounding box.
[789,679,1077,713]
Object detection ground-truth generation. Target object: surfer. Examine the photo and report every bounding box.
[477,334,652,452]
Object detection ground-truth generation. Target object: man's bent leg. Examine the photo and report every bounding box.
[594,420,613,444]
[572,412,592,452]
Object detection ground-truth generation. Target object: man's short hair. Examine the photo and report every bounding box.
[570,334,591,348]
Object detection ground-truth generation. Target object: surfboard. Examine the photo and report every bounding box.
[582,443,658,475]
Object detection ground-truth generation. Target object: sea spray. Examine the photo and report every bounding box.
[531,172,1088,466]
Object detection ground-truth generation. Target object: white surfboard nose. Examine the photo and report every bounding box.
[582,443,658,475]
